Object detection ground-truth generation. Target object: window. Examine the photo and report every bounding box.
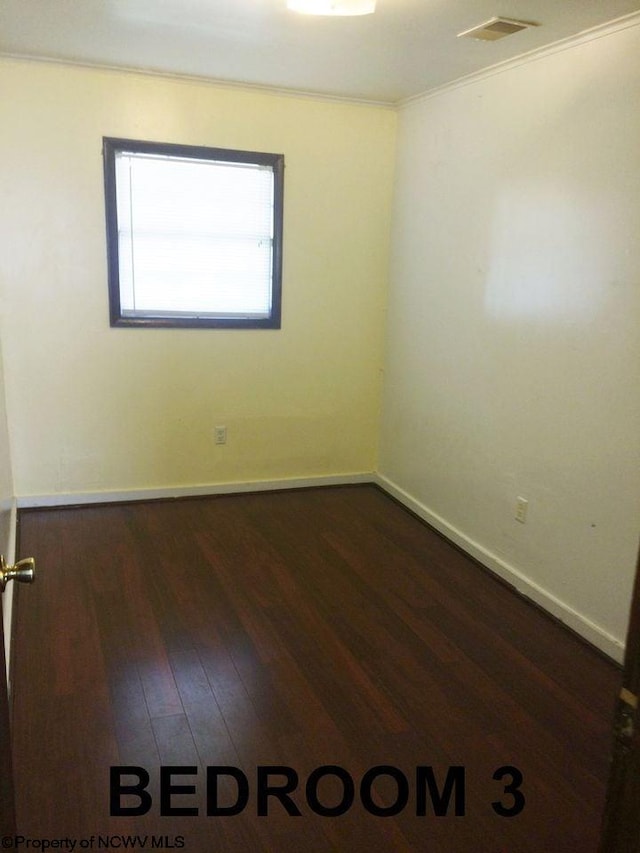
[103,137,284,328]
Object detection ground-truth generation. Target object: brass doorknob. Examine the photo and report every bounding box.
[0,555,35,592]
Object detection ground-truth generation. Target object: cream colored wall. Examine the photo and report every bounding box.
[0,59,396,498]
[380,21,640,660]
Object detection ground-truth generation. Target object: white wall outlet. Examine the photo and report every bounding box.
[515,496,528,524]
[214,425,227,445]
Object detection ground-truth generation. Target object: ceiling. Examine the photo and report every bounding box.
[0,0,638,103]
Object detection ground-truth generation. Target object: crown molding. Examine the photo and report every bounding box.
[0,51,395,110]
[2,9,639,111]
[400,10,640,110]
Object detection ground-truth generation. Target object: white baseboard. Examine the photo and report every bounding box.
[15,471,624,663]
[16,471,374,509]
[374,473,625,664]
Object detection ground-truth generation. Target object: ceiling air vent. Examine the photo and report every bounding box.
[457,17,537,41]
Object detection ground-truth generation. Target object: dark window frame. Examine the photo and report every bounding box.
[103,137,284,329]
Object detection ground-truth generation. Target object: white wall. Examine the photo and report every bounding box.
[0,59,396,501]
[379,19,640,661]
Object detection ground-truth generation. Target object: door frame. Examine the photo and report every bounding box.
[0,589,15,835]
[599,544,640,852]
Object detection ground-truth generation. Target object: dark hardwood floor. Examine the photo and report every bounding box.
[11,485,620,851]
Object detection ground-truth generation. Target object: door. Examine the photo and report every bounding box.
[0,336,16,835]
[0,557,35,835]
[0,594,15,835]
[600,545,640,852]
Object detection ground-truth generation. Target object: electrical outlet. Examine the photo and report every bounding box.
[515,496,528,524]
[214,425,227,445]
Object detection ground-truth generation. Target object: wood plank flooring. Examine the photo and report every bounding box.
[11,485,620,851]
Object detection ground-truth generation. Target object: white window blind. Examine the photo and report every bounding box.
[114,151,276,319]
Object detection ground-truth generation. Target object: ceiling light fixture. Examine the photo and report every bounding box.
[287,0,375,16]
